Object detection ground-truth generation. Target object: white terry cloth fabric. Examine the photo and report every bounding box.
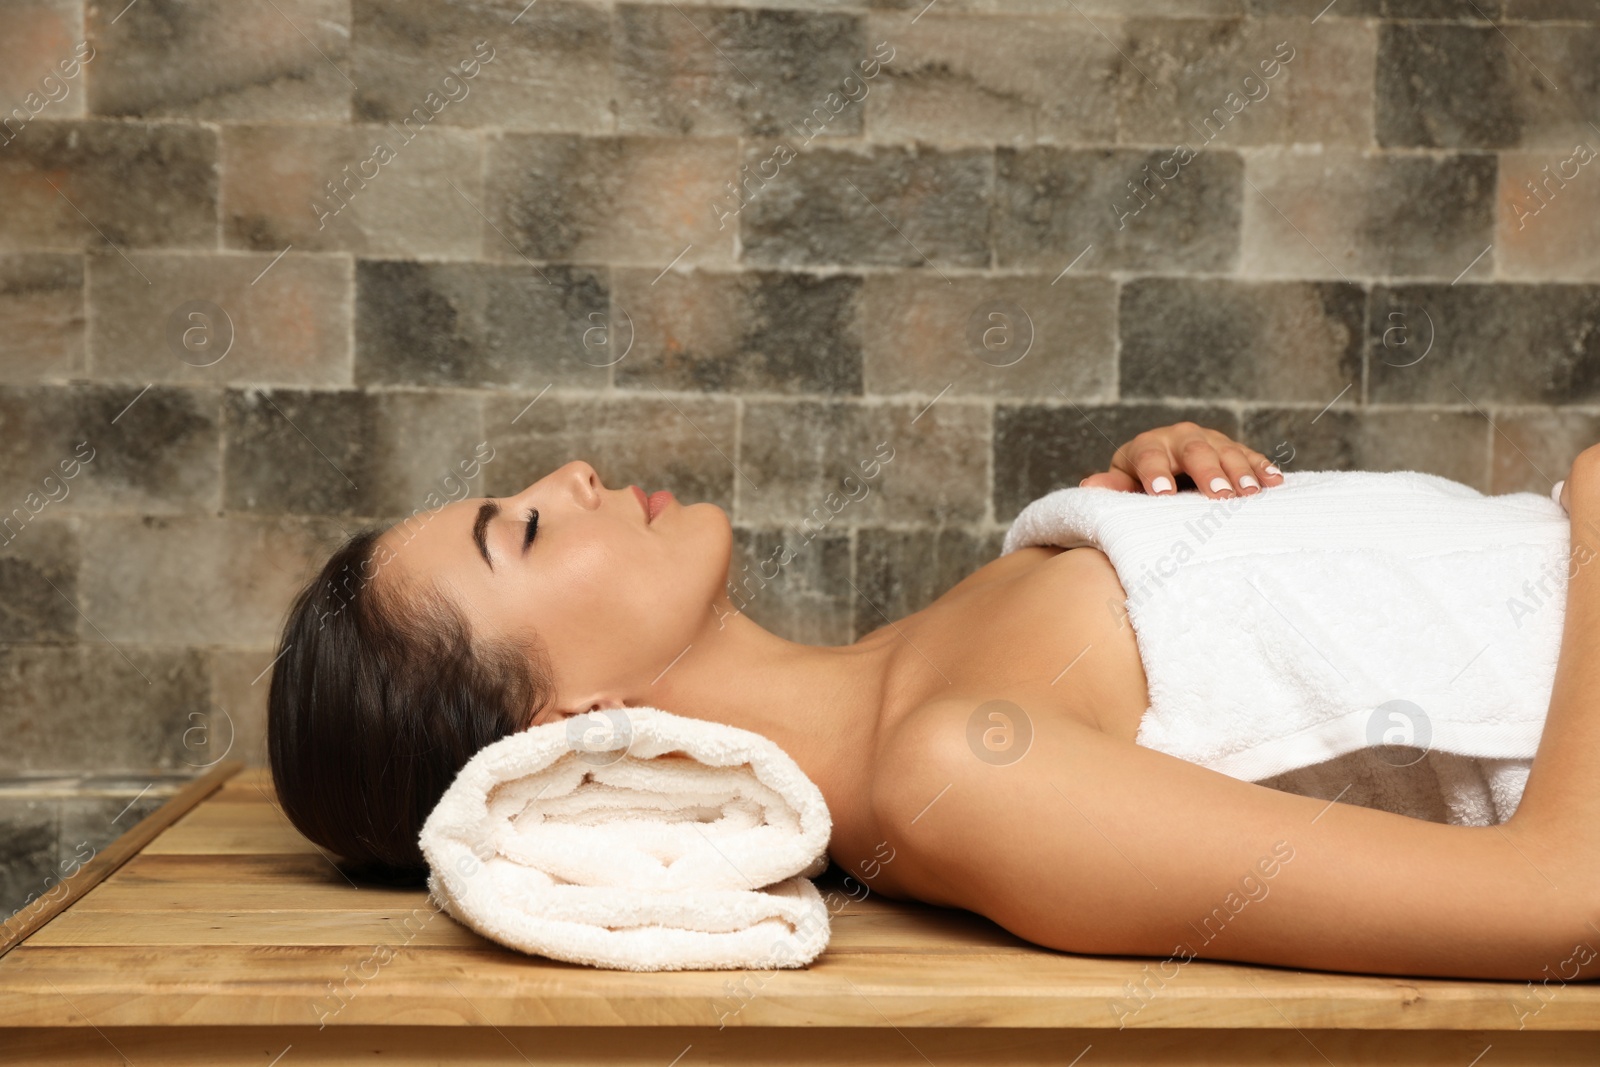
[418,705,834,972]
[999,469,1574,825]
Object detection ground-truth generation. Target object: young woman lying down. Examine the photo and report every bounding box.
[267,420,1597,982]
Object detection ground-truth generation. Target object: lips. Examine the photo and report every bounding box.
[631,484,676,523]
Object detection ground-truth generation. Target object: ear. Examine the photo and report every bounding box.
[533,697,626,727]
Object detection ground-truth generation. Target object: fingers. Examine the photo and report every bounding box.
[1251,450,1286,488]
[1113,445,1179,495]
[1177,437,1237,498]
[1164,440,1283,499]
[1079,469,1141,492]
[1218,450,1262,495]
[1092,422,1288,498]
[1112,439,1238,498]
[1182,432,1288,497]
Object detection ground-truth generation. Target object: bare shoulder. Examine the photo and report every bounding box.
[948,544,1067,595]
[867,693,1594,980]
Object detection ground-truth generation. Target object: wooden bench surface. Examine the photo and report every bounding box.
[4,763,1599,1065]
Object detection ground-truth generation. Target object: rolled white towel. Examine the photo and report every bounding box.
[418,705,834,971]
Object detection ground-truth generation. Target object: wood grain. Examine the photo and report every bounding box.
[5,1024,1598,1066]
[4,764,1598,1046]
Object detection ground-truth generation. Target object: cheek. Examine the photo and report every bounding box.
[544,537,641,621]
[624,526,711,618]
[559,511,728,627]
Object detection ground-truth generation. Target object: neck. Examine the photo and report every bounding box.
[629,592,899,800]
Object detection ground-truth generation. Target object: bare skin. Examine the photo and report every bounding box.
[377,424,1600,982]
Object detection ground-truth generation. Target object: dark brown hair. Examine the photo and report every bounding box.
[267,526,554,886]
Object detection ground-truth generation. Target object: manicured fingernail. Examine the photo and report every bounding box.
[1239,474,1259,490]
[1151,476,1174,494]
[1264,464,1281,476]
[1208,476,1230,494]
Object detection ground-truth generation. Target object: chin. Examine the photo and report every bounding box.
[698,504,736,566]
[677,499,729,528]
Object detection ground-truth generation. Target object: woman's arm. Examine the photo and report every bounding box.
[1078,421,1285,499]
[877,697,1598,982]
[1508,444,1600,835]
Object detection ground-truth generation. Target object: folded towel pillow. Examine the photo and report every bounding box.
[418,704,834,971]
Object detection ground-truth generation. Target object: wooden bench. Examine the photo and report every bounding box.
[3,762,1597,1064]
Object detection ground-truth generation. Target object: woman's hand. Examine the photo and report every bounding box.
[1077,421,1285,499]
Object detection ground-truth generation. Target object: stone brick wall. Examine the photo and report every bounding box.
[1,0,1597,824]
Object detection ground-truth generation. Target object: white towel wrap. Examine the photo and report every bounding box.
[999,469,1576,824]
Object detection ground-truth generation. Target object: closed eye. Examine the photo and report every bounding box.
[522,507,539,553]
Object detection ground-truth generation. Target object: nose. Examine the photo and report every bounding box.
[514,460,602,508]
[560,460,603,505]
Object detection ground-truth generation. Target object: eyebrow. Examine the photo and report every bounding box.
[472,499,499,571]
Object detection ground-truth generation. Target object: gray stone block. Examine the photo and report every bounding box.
[77,514,354,646]
[223,387,487,517]
[1489,410,1599,495]
[353,0,611,133]
[861,13,1116,147]
[1503,0,1596,16]
[1495,147,1600,282]
[222,123,484,257]
[875,0,1248,12]
[0,646,208,774]
[855,526,1008,639]
[0,0,89,127]
[1377,22,1600,150]
[487,133,739,266]
[610,268,864,395]
[90,252,353,386]
[740,399,984,525]
[0,384,221,517]
[1241,407,1489,489]
[726,525,854,647]
[1373,0,1503,16]
[1118,18,1372,149]
[862,272,1116,400]
[87,0,352,120]
[739,142,991,269]
[1120,278,1364,402]
[0,796,58,923]
[1242,149,1497,280]
[1368,283,1600,405]
[356,260,611,389]
[616,4,865,138]
[994,146,1242,273]
[0,253,84,381]
[0,516,78,643]
[207,648,276,769]
[0,120,217,250]
[1244,0,1381,14]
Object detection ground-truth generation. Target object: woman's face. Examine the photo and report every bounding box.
[375,460,732,725]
